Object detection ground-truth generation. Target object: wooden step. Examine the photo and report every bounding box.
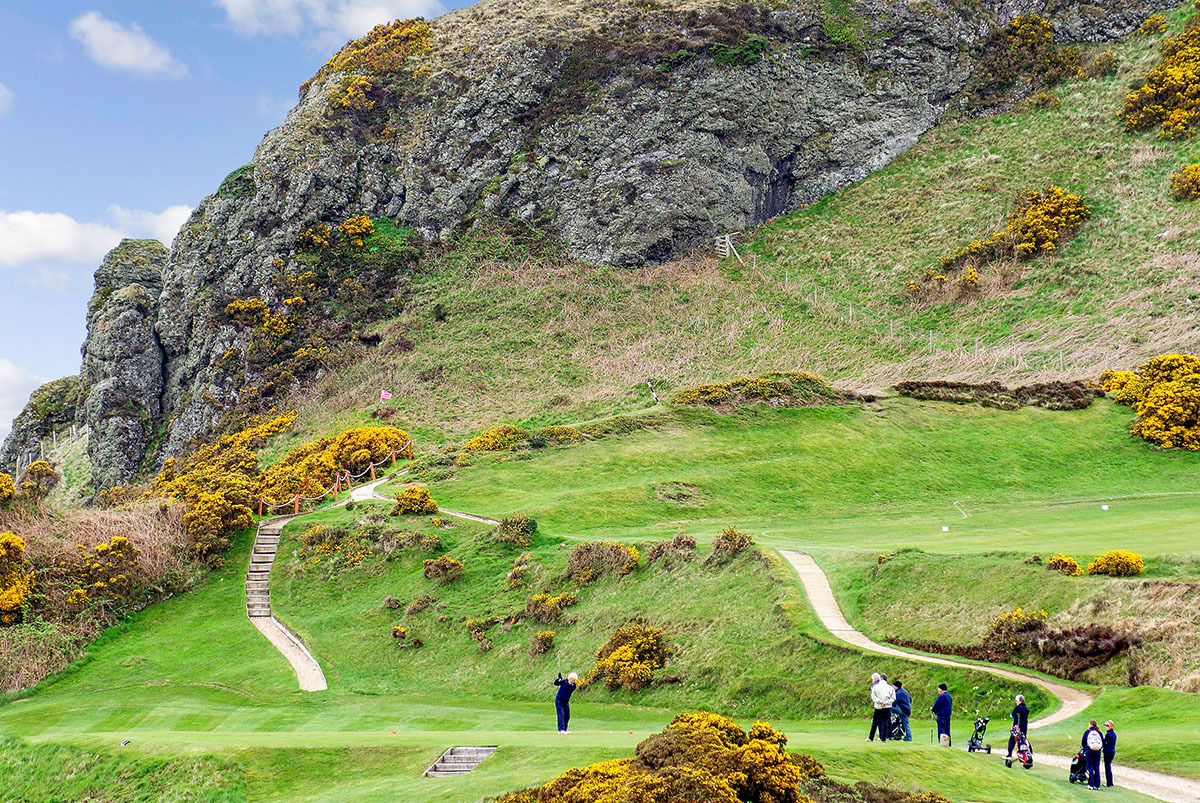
[422,747,496,777]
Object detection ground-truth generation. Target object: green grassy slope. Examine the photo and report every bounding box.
[283,4,1200,448]
[412,398,1200,552]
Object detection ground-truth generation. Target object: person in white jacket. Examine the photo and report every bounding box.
[867,672,896,742]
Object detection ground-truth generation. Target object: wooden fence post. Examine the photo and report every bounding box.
[391,451,396,467]
[370,464,376,481]
[258,497,263,517]
[293,494,300,515]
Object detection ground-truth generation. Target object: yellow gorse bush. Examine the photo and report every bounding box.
[940,186,1091,269]
[393,486,438,515]
[258,425,411,502]
[1119,19,1200,139]
[585,624,672,691]
[337,215,375,246]
[1171,164,1200,200]
[303,18,431,91]
[1102,354,1200,449]
[465,424,529,451]
[0,473,14,507]
[1046,553,1083,576]
[295,222,331,251]
[1138,14,1167,35]
[1087,550,1144,576]
[0,531,33,626]
[672,371,835,407]
[148,413,296,559]
[524,592,578,622]
[70,535,140,608]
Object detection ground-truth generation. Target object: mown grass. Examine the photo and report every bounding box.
[418,398,1200,553]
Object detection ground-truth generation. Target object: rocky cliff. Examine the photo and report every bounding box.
[12,0,1175,489]
[0,376,80,473]
[79,239,168,492]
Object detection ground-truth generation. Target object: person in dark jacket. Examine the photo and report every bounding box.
[891,680,912,741]
[930,683,952,746]
[1082,719,1104,790]
[1103,720,1117,788]
[554,672,578,733]
[1006,694,1029,758]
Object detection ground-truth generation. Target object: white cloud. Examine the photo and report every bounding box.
[215,0,444,43]
[0,359,45,442]
[0,83,13,116]
[107,204,192,243]
[0,211,124,268]
[0,204,193,290]
[69,11,188,78]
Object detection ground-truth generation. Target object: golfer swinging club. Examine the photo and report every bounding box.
[553,653,578,734]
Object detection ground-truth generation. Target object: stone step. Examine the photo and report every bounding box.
[448,747,496,757]
[425,769,472,778]
[253,545,277,554]
[423,747,496,777]
[249,562,273,571]
[436,757,477,766]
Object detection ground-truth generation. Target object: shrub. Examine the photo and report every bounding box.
[406,594,435,614]
[672,371,838,408]
[0,532,34,626]
[391,625,407,640]
[530,630,555,657]
[938,186,1091,271]
[537,425,582,445]
[18,460,57,501]
[338,215,375,246]
[491,514,537,547]
[1087,550,1144,576]
[393,486,438,515]
[507,564,527,588]
[1046,554,1083,576]
[524,592,578,622]
[149,413,296,560]
[0,473,13,507]
[704,527,755,567]
[423,556,464,584]
[1119,20,1200,139]
[965,14,1082,110]
[904,794,953,803]
[647,532,698,567]
[1138,14,1166,35]
[466,617,499,651]
[465,424,528,451]
[1171,165,1200,200]
[69,536,141,614]
[1103,354,1200,449]
[585,624,672,691]
[303,18,431,91]
[383,596,402,609]
[258,425,411,504]
[1085,50,1118,78]
[567,541,639,585]
[296,223,331,251]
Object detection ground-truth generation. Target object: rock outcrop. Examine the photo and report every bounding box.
[79,239,168,491]
[0,376,80,473]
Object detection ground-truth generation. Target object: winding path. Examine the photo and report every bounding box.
[245,476,395,692]
[782,550,1200,803]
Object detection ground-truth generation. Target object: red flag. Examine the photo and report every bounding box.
[380,389,393,400]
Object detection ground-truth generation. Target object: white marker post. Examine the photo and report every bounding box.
[941,526,950,533]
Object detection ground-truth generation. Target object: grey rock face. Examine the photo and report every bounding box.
[80,239,168,491]
[0,376,80,472]
[60,0,1178,461]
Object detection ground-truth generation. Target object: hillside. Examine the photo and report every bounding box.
[2,0,1187,492]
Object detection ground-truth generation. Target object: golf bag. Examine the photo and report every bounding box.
[966,716,991,754]
[1004,726,1034,769]
[889,712,907,741]
[1068,750,1088,784]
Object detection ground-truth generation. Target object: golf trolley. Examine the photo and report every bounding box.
[966,716,992,754]
[1005,725,1034,769]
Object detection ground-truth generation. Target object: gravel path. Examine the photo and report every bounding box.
[781,549,1200,803]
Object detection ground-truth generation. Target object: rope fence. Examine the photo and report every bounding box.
[256,440,413,516]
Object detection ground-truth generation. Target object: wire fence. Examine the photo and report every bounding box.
[257,440,413,516]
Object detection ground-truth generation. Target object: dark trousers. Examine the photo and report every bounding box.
[1007,735,1016,756]
[555,699,570,731]
[937,719,951,745]
[868,708,890,741]
[1086,750,1101,789]
[1104,754,1114,787]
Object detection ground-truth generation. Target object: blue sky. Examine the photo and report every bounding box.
[0,0,476,436]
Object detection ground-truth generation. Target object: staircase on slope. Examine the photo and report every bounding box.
[423,746,497,777]
[246,519,285,618]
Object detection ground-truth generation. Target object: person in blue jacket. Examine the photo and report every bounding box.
[930,683,952,746]
[1082,719,1104,790]
[891,679,912,741]
[554,672,578,733]
[1103,720,1118,788]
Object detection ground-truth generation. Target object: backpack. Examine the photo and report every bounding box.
[1087,729,1103,751]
